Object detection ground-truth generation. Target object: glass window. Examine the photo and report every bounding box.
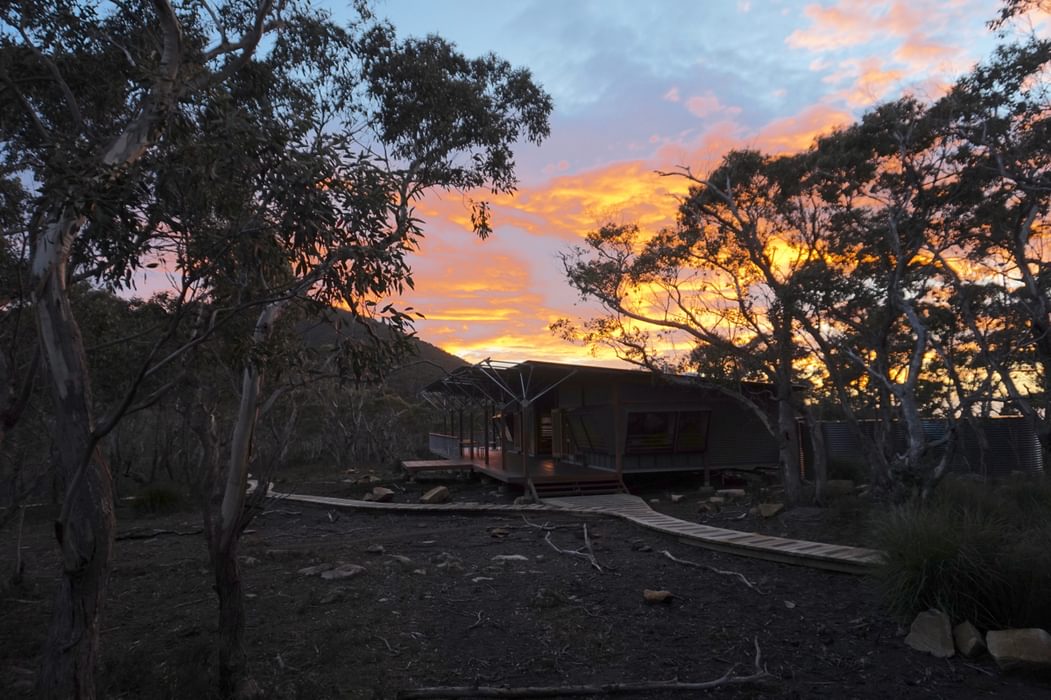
[625,412,675,452]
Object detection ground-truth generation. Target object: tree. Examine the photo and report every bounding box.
[110,14,551,694]
[1,2,329,696]
[933,38,1051,467]
[558,150,841,505]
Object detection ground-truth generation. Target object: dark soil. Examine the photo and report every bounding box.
[2,468,1049,699]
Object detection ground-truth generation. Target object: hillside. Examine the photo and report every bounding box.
[297,307,468,396]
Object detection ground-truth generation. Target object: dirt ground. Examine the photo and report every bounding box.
[2,468,1049,699]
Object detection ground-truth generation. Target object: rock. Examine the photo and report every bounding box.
[513,495,534,505]
[697,486,715,497]
[708,496,726,505]
[757,503,784,519]
[298,563,334,576]
[953,621,986,658]
[412,568,427,575]
[698,501,720,514]
[472,576,494,583]
[420,486,450,504]
[365,544,385,555]
[716,488,747,499]
[320,563,366,581]
[631,540,653,553]
[240,556,260,566]
[386,554,413,568]
[361,492,376,501]
[492,554,529,563]
[987,628,1051,671]
[905,609,955,658]
[319,588,346,605]
[643,589,673,604]
[670,494,685,503]
[823,479,856,498]
[649,498,660,504]
[371,487,394,503]
[489,527,511,538]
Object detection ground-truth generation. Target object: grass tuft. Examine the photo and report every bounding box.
[872,473,1051,630]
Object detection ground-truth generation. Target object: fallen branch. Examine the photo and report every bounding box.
[544,525,602,572]
[116,527,204,541]
[660,550,766,594]
[261,508,302,516]
[398,637,772,697]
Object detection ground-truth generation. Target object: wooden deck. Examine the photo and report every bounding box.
[267,489,882,575]
[402,449,621,491]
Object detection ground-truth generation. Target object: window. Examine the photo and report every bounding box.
[675,411,710,452]
[625,412,675,452]
[625,410,711,454]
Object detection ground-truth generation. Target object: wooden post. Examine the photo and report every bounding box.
[469,408,475,460]
[458,409,464,459]
[613,384,624,478]
[484,403,490,466]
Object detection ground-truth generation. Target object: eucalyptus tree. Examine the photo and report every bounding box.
[791,98,987,498]
[2,2,352,696]
[559,151,841,505]
[932,38,1051,466]
[129,16,552,694]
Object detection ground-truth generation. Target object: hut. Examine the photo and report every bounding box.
[416,360,781,498]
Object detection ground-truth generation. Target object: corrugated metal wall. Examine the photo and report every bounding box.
[804,417,1045,479]
[706,400,780,468]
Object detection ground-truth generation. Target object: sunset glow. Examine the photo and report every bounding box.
[370,0,1042,366]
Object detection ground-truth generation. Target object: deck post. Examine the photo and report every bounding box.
[613,384,624,478]
[484,402,490,466]
[458,409,464,458]
[469,408,476,459]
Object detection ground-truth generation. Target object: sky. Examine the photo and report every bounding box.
[351,0,1041,366]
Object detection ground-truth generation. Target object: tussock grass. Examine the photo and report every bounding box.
[872,474,1051,630]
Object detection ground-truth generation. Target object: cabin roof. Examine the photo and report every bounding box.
[420,358,777,409]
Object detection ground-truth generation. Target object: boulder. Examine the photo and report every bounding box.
[987,628,1051,671]
[365,544,385,555]
[320,563,366,581]
[716,488,747,499]
[643,589,673,604]
[905,609,955,658]
[953,621,985,658]
[420,486,450,504]
[670,494,685,503]
[757,503,784,519]
[371,487,394,503]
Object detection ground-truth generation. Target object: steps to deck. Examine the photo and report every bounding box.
[528,476,626,499]
[267,489,883,575]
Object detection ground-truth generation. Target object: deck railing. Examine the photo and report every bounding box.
[428,433,461,460]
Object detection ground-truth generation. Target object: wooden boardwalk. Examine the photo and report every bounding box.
[267,490,883,575]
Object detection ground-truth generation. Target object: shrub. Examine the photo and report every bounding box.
[131,485,187,517]
[872,474,1051,630]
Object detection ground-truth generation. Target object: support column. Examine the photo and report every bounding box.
[484,403,490,466]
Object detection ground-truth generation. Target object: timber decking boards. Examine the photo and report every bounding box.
[268,489,883,575]
[541,494,882,575]
[402,459,476,472]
